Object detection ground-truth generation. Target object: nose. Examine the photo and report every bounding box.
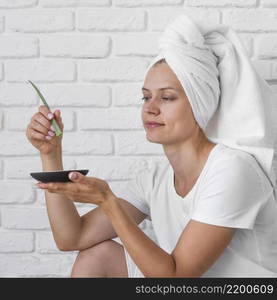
[143,97,160,114]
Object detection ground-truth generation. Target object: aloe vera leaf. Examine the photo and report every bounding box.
[28,80,63,137]
[51,119,63,137]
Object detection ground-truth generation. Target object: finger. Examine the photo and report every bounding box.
[36,182,68,192]
[29,128,48,141]
[31,112,53,131]
[38,105,54,121]
[32,119,55,137]
[53,109,64,131]
[37,182,80,196]
[68,171,87,182]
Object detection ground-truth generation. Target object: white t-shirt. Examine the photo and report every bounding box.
[121,143,277,277]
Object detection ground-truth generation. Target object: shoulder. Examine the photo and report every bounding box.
[208,145,265,183]
[192,145,274,229]
[201,144,273,200]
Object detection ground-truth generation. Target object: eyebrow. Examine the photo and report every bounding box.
[141,86,176,91]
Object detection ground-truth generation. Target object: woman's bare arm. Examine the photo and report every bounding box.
[41,151,147,251]
[100,196,235,277]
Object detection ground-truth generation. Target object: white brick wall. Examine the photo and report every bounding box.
[0,0,277,278]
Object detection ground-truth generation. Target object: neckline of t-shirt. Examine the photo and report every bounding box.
[170,143,224,199]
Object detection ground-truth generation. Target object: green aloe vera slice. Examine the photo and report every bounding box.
[28,80,63,137]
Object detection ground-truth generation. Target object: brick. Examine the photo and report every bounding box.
[114,83,144,107]
[0,110,2,129]
[6,108,74,132]
[0,254,76,277]
[6,107,41,131]
[0,160,3,179]
[0,232,34,253]
[36,232,60,254]
[5,157,41,179]
[185,0,257,7]
[78,107,142,130]
[76,156,156,180]
[6,60,76,82]
[79,58,148,82]
[261,0,277,7]
[40,0,110,7]
[0,62,3,80]
[113,33,159,56]
[0,83,38,106]
[251,59,272,80]
[39,84,111,107]
[0,0,37,8]
[0,36,37,58]
[0,15,3,32]
[148,8,220,31]
[223,10,277,32]
[256,34,277,59]
[62,132,113,155]
[114,0,183,7]
[0,132,37,156]
[41,35,110,58]
[2,207,51,229]
[114,131,163,155]
[0,182,35,203]
[77,9,146,31]
[6,11,74,33]
[5,156,76,179]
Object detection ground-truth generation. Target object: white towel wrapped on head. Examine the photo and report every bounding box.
[144,14,277,195]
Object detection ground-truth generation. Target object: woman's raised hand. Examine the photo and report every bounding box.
[26,105,64,155]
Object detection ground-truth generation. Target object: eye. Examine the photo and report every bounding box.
[162,97,174,101]
[141,97,174,102]
[141,96,149,101]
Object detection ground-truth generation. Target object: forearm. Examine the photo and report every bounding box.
[101,197,176,277]
[40,149,82,250]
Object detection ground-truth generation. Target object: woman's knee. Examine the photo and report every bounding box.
[71,239,128,278]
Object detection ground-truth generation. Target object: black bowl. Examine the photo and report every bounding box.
[30,169,89,183]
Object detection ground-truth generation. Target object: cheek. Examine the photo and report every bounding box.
[167,107,195,131]
[166,106,186,123]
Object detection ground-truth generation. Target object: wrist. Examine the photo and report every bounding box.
[100,193,119,213]
[40,148,63,171]
[40,147,61,159]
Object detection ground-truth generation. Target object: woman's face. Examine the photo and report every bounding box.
[141,62,197,145]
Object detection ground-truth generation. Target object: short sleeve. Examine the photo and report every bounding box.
[191,155,273,230]
[119,169,151,217]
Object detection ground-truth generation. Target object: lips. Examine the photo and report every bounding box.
[145,122,165,128]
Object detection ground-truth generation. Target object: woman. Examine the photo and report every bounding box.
[26,15,277,277]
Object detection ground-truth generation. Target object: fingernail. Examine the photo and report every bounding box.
[34,182,44,188]
[48,113,54,120]
[69,172,77,180]
[48,131,55,137]
[45,135,52,140]
[50,125,55,131]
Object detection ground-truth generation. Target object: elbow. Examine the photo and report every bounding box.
[57,245,74,252]
[55,240,80,252]
[56,243,78,252]
[56,240,90,252]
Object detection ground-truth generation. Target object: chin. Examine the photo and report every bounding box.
[145,133,163,144]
